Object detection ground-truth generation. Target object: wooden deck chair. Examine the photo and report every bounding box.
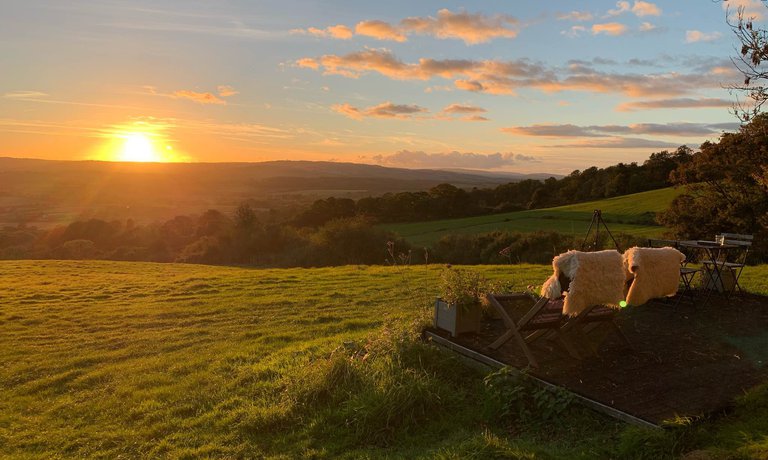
[703,233,753,294]
[486,293,629,368]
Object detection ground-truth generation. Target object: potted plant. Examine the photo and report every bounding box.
[434,268,491,337]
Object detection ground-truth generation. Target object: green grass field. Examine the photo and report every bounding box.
[381,187,685,247]
[2,259,768,458]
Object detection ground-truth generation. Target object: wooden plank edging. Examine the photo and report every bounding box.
[423,331,662,431]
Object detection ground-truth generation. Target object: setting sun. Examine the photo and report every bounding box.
[117,133,163,162]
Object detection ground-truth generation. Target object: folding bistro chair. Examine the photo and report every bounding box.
[703,233,753,294]
[485,293,629,368]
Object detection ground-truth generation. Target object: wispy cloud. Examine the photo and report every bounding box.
[372,150,538,169]
[3,90,49,100]
[332,102,428,120]
[685,30,723,43]
[606,1,662,18]
[172,90,226,105]
[616,97,733,111]
[551,137,681,149]
[557,11,594,21]
[502,122,738,138]
[441,104,487,114]
[298,48,735,98]
[290,24,353,39]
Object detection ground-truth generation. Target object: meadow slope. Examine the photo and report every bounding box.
[2,260,768,458]
[382,187,684,247]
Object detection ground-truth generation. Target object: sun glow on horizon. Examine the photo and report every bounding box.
[117,133,163,162]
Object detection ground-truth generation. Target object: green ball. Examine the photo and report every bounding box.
[619,300,628,308]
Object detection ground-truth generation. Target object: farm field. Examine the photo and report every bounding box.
[381,187,685,247]
[2,260,768,458]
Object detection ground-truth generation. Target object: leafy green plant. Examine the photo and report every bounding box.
[483,366,574,427]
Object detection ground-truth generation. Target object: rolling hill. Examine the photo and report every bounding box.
[380,187,685,247]
[0,157,558,227]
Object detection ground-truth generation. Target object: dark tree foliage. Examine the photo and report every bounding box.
[658,114,768,260]
[288,149,690,228]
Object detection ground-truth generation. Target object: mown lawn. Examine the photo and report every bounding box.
[382,187,684,247]
[2,259,768,458]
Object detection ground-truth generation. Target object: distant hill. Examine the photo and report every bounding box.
[0,157,557,226]
[380,187,685,247]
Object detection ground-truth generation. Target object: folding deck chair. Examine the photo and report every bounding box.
[485,293,630,368]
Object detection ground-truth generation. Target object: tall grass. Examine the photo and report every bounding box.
[2,260,768,457]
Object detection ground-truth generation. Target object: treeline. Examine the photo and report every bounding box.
[0,211,646,267]
[0,211,408,266]
[292,147,693,227]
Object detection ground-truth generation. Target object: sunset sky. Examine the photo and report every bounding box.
[1,0,761,174]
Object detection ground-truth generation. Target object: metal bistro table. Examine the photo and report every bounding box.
[677,240,740,306]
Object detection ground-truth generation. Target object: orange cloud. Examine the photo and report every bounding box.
[401,8,518,44]
[299,48,733,98]
[332,101,428,120]
[441,103,487,114]
[298,9,519,45]
[631,1,662,16]
[592,22,628,36]
[172,90,226,105]
[355,20,406,42]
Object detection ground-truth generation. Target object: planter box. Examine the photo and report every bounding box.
[434,298,482,337]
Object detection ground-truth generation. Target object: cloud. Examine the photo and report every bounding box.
[685,30,723,43]
[606,1,631,16]
[463,115,489,122]
[299,9,519,45]
[616,97,734,111]
[291,24,353,39]
[561,25,587,37]
[373,150,537,169]
[723,0,765,20]
[298,48,734,98]
[400,8,519,44]
[3,90,49,100]
[502,124,604,137]
[441,103,487,114]
[592,22,628,36]
[502,122,738,138]
[551,137,681,149]
[557,11,594,21]
[217,85,239,97]
[355,20,406,42]
[639,22,656,32]
[332,101,428,120]
[172,90,226,105]
[631,1,662,16]
[606,1,661,17]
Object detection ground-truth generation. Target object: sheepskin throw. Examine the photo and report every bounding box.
[624,246,685,306]
[540,249,629,316]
